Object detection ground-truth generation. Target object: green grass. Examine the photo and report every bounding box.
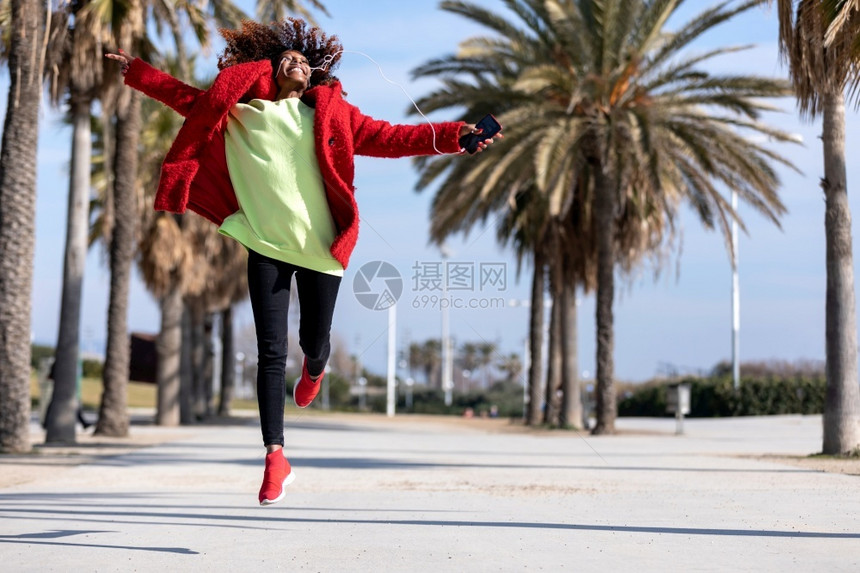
[31,374,257,412]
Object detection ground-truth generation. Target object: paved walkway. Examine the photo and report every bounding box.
[0,412,858,572]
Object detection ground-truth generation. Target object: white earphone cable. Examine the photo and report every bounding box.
[308,50,446,155]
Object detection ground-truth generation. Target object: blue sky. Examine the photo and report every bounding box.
[3,0,858,382]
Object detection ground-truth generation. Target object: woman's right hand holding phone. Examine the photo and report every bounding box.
[459,114,504,154]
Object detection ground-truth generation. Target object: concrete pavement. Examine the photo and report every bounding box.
[0,411,858,572]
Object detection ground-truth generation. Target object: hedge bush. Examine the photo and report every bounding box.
[342,381,523,417]
[31,344,54,370]
[618,374,826,417]
[402,381,523,417]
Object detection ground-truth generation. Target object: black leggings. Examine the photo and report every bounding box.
[247,249,341,446]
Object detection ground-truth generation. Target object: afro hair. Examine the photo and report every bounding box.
[218,18,343,87]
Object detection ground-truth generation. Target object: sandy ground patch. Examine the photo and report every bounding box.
[746,454,860,476]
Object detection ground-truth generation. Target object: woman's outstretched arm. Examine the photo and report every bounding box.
[106,49,204,118]
[348,104,501,157]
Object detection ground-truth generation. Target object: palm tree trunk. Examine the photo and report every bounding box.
[95,90,141,438]
[821,89,860,454]
[560,281,582,429]
[592,164,617,435]
[544,273,562,426]
[527,249,545,425]
[0,0,44,454]
[156,284,182,425]
[202,312,215,418]
[188,303,207,420]
[46,95,91,444]
[218,306,235,416]
[180,304,195,424]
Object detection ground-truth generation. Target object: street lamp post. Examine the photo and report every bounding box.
[727,132,801,390]
[508,299,531,419]
[358,376,367,411]
[731,189,740,390]
[387,303,397,417]
[235,352,246,399]
[405,377,414,410]
[322,364,331,411]
[441,244,453,406]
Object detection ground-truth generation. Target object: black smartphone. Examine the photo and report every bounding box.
[459,114,502,154]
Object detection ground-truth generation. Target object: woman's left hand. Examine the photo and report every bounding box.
[459,123,503,153]
[105,49,133,75]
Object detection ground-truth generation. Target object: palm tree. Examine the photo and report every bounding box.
[822,0,860,53]
[497,352,524,384]
[458,341,480,389]
[415,0,795,434]
[94,1,233,430]
[540,0,796,434]
[42,2,111,444]
[218,305,236,415]
[93,0,147,437]
[151,0,246,82]
[769,0,860,454]
[42,0,156,439]
[558,260,580,428]
[410,6,559,424]
[256,0,328,24]
[0,0,45,453]
[476,341,496,388]
[411,1,636,427]
[99,93,143,435]
[83,0,223,436]
[137,213,188,425]
[408,341,430,386]
[410,339,442,387]
[0,0,10,51]
[527,246,547,425]
[38,0,164,443]
[545,250,564,425]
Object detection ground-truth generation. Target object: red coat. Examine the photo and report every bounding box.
[124,58,465,268]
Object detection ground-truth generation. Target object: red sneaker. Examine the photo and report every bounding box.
[258,450,295,506]
[293,357,323,408]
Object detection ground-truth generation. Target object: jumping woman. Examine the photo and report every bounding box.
[107,18,501,506]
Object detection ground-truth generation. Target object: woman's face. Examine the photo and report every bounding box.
[275,50,311,92]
